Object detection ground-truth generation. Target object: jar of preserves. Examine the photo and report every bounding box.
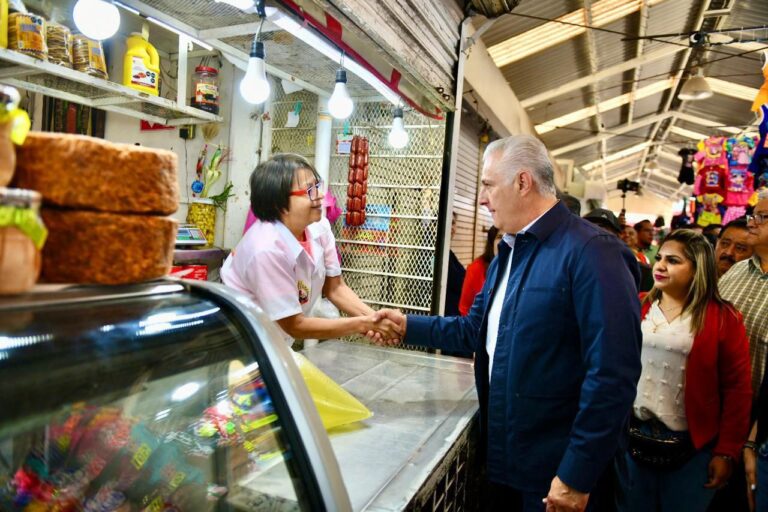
[192,66,219,114]
[0,187,47,294]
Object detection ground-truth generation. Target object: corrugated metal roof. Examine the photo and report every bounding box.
[480,0,768,200]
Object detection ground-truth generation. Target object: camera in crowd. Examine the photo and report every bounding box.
[617,179,640,193]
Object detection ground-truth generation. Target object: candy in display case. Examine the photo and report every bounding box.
[0,280,351,511]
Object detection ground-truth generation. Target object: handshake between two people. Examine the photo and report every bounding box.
[360,309,407,346]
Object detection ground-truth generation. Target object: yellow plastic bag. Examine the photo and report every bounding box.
[292,352,373,430]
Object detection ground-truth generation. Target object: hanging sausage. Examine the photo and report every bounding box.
[345,135,368,226]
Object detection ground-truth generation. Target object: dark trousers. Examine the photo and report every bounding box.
[707,457,749,512]
[483,481,545,512]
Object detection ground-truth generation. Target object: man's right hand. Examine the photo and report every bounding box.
[372,309,407,345]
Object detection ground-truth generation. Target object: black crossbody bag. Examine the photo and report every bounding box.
[628,416,696,470]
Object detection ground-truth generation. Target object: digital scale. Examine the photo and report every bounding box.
[175,223,208,246]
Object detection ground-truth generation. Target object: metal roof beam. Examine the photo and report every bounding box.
[521,45,683,108]
[582,0,608,183]
[674,112,742,134]
[636,0,711,188]
[536,78,673,134]
[552,111,672,156]
[627,0,649,125]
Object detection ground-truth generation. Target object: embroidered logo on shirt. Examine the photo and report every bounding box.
[297,280,310,305]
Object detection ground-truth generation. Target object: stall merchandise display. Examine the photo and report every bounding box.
[13,132,178,214]
[677,147,696,185]
[8,12,46,60]
[12,131,178,284]
[192,65,220,114]
[0,187,46,293]
[122,32,160,96]
[73,34,108,79]
[684,127,766,226]
[345,135,369,227]
[46,22,72,68]
[0,366,289,511]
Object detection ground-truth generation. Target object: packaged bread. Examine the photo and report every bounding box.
[40,209,177,284]
[14,132,179,215]
[46,22,73,68]
[8,13,47,60]
[73,34,107,79]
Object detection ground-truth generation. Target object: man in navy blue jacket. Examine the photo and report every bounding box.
[375,135,642,511]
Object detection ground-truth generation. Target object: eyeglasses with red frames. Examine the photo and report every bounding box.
[746,213,768,226]
[290,181,324,201]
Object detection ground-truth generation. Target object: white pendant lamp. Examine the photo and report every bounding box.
[388,107,409,149]
[239,38,271,104]
[678,69,713,101]
[328,68,354,119]
[73,0,120,40]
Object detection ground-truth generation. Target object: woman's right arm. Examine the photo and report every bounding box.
[276,313,400,341]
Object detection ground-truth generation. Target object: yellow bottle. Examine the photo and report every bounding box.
[0,0,8,49]
[122,32,160,96]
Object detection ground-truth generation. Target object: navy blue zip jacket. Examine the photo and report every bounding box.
[405,201,642,494]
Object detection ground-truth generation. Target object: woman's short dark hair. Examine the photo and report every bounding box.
[249,153,320,222]
[482,226,499,263]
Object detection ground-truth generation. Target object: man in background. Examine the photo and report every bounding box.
[715,218,753,278]
[634,219,658,262]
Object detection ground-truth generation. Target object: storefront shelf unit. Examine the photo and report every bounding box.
[0,49,222,126]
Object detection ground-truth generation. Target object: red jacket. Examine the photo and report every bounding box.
[459,257,489,316]
[640,297,752,459]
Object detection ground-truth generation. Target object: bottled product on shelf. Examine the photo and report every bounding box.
[122,32,160,96]
[192,65,220,114]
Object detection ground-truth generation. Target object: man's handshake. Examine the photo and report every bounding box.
[361,309,407,346]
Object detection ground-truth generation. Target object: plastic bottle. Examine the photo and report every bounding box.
[122,32,160,96]
[0,0,7,49]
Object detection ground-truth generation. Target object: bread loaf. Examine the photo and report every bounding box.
[14,132,179,215]
[40,208,177,284]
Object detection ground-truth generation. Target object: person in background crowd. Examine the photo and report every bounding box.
[584,208,622,236]
[220,154,399,343]
[654,215,670,245]
[557,190,582,216]
[445,212,466,317]
[374,134,642,512]
[619,224,655,292]
[708,219,757,512]
[459,226,500,316]
[616,230,752,512]
[720,191,768,395]
[745,355,768,511]
[714,219,753,278]
[635,219,659,262]
[703,224,723,248]
[621,225,649,265]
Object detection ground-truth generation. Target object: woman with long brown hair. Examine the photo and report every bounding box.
[616,229,752,511]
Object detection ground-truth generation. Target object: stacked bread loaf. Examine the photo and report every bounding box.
[345,135,368,227]
[13,132,179,284]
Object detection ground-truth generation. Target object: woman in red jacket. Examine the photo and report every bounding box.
[616,229,752,512]
[458,226,499,316]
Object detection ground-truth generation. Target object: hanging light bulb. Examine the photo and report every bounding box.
[239,38,270,104]
[388,107,409,149]
[73,0,120,41]
[328,68,354,119]
[678,69,713,101]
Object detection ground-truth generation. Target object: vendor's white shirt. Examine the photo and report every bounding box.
[221,217,342,343]
[634,302,694,431]
[486,206,553,382]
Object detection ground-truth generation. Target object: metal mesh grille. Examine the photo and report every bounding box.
[269,81,318,159]
[329,102,445,318]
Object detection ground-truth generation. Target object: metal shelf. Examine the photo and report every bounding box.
[0,49,222,126]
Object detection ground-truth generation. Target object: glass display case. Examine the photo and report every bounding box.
[0,281,351,511]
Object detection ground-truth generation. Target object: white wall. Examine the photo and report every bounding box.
[606,193,674,225]
[100,40,261,249]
